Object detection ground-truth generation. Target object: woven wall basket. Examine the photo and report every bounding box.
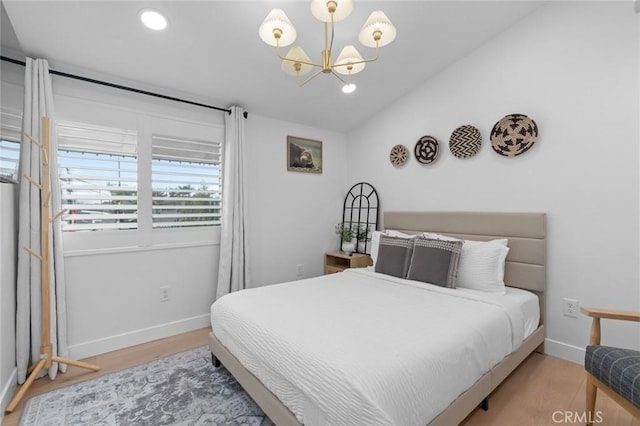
[449,125,482,159]
[414,136,439,164]
[390,144,408,167]
[490,114,538,157]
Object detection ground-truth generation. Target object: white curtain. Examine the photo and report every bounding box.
[16,58,68,383]
[216,106,249,299]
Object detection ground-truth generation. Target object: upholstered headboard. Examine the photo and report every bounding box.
[383,211,546,324]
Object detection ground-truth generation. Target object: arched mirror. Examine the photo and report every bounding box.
[340,182,379,254]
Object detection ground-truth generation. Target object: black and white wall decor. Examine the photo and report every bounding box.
[490,113,538,157]
[389,144,408,167]
[414,136,439,164]
[449,125,482,159]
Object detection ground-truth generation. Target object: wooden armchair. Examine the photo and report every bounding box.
[581,306,640,425]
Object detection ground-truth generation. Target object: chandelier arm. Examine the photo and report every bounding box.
[332,45,380,71]
[275,45,322,69]
[296,69,324,87]
[281,55,322,68]
[330,70,348,85]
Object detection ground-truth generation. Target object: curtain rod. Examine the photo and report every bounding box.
[1,55,248,118]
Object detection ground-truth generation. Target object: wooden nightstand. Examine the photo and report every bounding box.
[324,251,372,274]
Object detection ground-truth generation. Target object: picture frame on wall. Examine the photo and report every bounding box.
[287,135,323,174]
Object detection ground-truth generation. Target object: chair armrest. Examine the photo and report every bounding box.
[580,307,640,322]
[581,307,640,346]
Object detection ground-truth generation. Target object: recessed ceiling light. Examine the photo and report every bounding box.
[342,83,357,94]
[139,9,167,31]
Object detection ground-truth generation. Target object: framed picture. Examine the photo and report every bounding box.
[287,135,322,174]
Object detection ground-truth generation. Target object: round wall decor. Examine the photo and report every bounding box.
[490,113,538,157]
[449,125,482,159]
[389,144,408,167]
[414,136,439,164]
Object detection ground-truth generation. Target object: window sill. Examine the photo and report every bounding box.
[63,239,219,257]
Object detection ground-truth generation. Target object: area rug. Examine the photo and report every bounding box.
[19,346,273,426]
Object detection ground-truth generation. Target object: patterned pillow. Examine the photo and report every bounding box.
[407,237,463,288]
[374,235,414,278]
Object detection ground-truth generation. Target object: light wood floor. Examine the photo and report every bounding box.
[3,328,638,426]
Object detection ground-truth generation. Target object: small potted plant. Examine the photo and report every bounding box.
[356,224,371,253]
[335,222,355,255]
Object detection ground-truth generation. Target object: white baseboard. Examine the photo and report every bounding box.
[68,314,211,360]
[544,338,585,365]
[0,367,17,418]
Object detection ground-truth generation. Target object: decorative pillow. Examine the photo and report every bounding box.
[407,237,463,288]
[374,235,414,278]
[456,239,509,293]
[371,230,417,267]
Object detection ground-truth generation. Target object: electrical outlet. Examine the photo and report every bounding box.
[296,264,304,277]
[160,286,171,302]
[563,298,579,318]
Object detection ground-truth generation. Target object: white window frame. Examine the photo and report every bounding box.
[57,96,224,255]
[0,107,23,182]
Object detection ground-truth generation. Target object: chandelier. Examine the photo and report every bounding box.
[258,0,396,93]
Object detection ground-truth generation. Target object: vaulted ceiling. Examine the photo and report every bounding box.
[1,1,545,132]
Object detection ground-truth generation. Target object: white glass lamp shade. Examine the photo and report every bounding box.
[310,0,353,23]
[333,45,365,75]
[358,11,396,48]
[259,9,297,47]
[281,46,313,76]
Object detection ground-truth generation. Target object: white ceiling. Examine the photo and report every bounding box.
[1,1,545,132]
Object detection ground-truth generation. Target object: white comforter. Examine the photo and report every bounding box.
[210,269,527,426]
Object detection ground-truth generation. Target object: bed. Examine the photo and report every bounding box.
[209,211,546,425]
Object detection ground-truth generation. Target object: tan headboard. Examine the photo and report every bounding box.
[383,211,546,324]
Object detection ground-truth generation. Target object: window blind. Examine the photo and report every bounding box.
[151,134,221,228]
[0,108,22,181]
[57,120,138,231]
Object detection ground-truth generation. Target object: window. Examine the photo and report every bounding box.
[55,116,223,238]
[57,121,138,231]
[0,108,22,182]
[0,139,20,182]
[151,135,222,228]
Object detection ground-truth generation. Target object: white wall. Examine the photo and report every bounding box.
[245,114,348,286]
[347,1,640,364]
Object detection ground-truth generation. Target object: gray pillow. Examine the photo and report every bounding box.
[407,237,463,288]
[374,235,414,278]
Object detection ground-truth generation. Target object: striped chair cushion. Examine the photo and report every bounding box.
[585,345,640,409]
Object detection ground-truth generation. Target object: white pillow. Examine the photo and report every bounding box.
[421,232,461,242]
[456,239,509,294]
[370,230,384,267]
[370,230,417,267]
[386,230,417,238]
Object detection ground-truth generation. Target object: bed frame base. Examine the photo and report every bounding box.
[481,398,489,411]
[211,353,221,368]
